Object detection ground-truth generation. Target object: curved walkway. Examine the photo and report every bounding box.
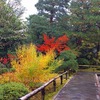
[54,72,99,100]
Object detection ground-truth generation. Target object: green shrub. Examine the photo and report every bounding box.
[0,82,29,100]
[0,68,8,75]
[9,67,16,72]
[0,62,10,74]
[0,67,15,75]
[78,58,90,65]
[0,62,6,68]
[57,50,78,71]
[96,68,100,70]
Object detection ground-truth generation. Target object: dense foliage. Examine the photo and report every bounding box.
[57,50,78,71]
[27,14,70,44]
[0,44,62,89]
[0,82,29,100]
[27,15,49,43]
[69,0,100,65]
[0,0,27,57]
[70,0,100,34]
[35,0,70,23]
[27,0,71,44]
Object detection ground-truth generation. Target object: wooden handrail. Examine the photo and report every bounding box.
[18,79,55,100]
[18,70,72,100]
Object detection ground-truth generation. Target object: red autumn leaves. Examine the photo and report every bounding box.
[0,34,70,65]
[0,54,15,65]
[37,34,70,53]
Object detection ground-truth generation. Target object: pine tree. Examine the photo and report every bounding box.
[70,0,100,65]
[35,0,70,23]
[0,0,25,57]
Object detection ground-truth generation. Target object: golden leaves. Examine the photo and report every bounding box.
[0,44,62,89]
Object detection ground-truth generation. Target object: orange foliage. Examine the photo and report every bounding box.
[0,72,18,84]
[37,34,70,53]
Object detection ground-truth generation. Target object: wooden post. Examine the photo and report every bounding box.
[41,88,45,100]
[65,72,68,80]
[69,69,71,76]
[53,79,56,91]
[72,69,75,74]
[60,75,63,85]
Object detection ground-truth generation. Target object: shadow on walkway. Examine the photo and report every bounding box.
[54,72,99,100]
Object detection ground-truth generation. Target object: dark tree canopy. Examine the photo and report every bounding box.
[69,0,100,65]
[70,0,100,34]
[35,0,70,23]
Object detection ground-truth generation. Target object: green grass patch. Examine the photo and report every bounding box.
[79,65,100,72]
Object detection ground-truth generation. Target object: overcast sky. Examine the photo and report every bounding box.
[21,0,38,20]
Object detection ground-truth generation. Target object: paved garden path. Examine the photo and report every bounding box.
[54,72,99,100]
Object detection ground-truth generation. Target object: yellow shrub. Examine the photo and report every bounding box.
[0,44,62,88]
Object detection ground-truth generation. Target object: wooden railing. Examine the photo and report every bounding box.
[18,69,74,100]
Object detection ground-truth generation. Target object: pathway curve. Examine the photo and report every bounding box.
[54,72,99,100]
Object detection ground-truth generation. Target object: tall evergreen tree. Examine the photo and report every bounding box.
[0,0,25,57]
[70,0,100,33]
[35,0,70,23]
[27,15,49,44]
[27,0,70,44]
[69,0,100,64]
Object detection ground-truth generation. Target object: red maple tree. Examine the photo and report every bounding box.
[37,34,70,53]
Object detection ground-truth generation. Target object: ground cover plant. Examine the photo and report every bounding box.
[0,82,29,100]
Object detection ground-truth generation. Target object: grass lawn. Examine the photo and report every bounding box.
[79,65,100,72]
